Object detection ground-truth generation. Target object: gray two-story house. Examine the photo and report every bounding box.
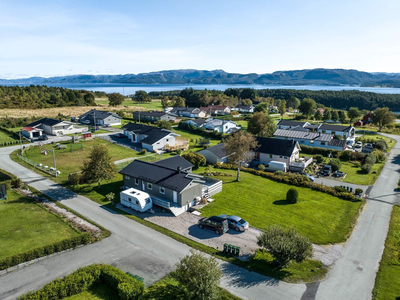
[79,109,122,126]
[132,111,176,123]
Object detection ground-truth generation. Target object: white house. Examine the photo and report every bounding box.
[231,105,254,113]
[24,118,87,136]
[170,107,207,118]
[123,123,180,152]
[21,127,43,139]
[199,105,231,115]
[202,119,240,133]
[317,124,355,145]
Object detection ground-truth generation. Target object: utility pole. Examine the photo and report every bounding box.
[19,132,23,154]
[138,101,141,124]
[93,110,96,131]
[52,147,57,177]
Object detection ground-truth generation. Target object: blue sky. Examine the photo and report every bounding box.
[1,0,400,78]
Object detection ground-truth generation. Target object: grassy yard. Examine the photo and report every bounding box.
[64,284,118,300]
[0,189,81,260]
[341,160,385,186]
[195,167,363,244]
[372,205,400,300]
[171,127,221,148]
[0,129,18,144]
[235,120,248,131]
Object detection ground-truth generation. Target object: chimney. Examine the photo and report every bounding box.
[177,166,182,173]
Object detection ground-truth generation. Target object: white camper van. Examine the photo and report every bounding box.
[120,188,153,212]
[267,161,287,172]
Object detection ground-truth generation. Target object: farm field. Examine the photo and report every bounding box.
[0,188,81,260]
[195,167,363,244]
[95,98,163,110]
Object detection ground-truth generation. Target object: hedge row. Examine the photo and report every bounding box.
[0,233,91,270]
[19,264,144,300]
[299,145,343,157]
[214,163,357,201]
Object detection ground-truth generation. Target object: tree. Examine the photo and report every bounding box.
[287,96,300,109]
[371,107,395,131]
[240,88,258,101]
[257,225,313,267]
[223,131,258,181]
[286,188,299,204]
[339,110,348,124]
[254,102,269,113]
[323,109,331,121]
[331,110,339,122]
[298,98,317,119]
[314,110,323,121]
[329,158,342,172]
[155,120,172,130]
[247,112,276,137]
[81,145,116,188]
[108,93,125,107]
[241,99,253,106]
[132,90,151,103]
[161,96,169,108]
[173,96,186,107]
[174,250,222,300]
[348,107,362,123]
[84,93,96,105]
[182,152,206,169]
[278,100,286,117]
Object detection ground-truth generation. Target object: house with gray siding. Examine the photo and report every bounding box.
[120,158,222,216]
[198,143,232,165]
[132,111,176,123]
[79,109,122,126]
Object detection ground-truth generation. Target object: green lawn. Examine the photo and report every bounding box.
[235,120,248,131]
[171,128,221,148]
[64,284,118,300]
[0,129,18,144]
[341,160,385,186]
[195,167,363,244]
[372,205,400,300]
[0,189,81,260]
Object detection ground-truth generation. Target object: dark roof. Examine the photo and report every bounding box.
[26,118,62,127]
[188,119,207,126]
[255,137,298,157]
[122,123,174,145]
[120,160,194,192]
[153,156,194,171]
[200,143,229,159]
[318,124,353,132]
[80,109,121,120]
[274,129,332,142]
[290,126,310,132]
[277,120,309,127]
[328,139,347,148]
[305,124,320,130]
[132,111,175,118]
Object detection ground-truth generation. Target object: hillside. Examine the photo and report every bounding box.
[2,68,400,87]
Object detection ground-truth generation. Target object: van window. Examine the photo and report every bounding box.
[145,198,151,204]
[136,200,139,205]
[128,198,131,202]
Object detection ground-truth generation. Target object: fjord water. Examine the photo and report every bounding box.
[11,83,400,95]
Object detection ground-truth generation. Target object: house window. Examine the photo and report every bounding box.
[125,176,130,180]
[134,178,139,185]
[310,140,314,144]
[255,153,260,160]
[128,198,131,202]
[321,142,326,145]
[279,156,283,158]
[160,187,165,194]
[166,139,169,142]
[284,156,287,159]
[269,154,273,158]
[147,183,152,190]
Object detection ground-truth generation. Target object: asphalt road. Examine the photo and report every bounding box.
[1,133,399,300]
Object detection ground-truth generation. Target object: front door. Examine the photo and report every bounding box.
[173,191,178,203]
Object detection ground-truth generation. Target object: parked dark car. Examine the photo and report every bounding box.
[198,216,229,235]
[38,134,48,141]
[362,143,374,154]
[218,214,249,232]
[332,171,344,178]
[114,133,125,138]
[321,165,332,176]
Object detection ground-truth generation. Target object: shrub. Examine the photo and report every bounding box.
[334,186,348,193]
[11,178,22,188]
[364,153,377,165]
[314,154,324,163]
[182,152,206,169]
[373,150,386,162]
[355,188,363,195]
[257,225,313,267]
[68,173,81,186]
[139,149,147,155]
[300,145,341,157]
[105,192,116,204]
[155,120,173,130]
[361,163,373,174]
[329,158,342,172]
[258,164,266,171]
[286,188,299,204]
[375,140,388,151]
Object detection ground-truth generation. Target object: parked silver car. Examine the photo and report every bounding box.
[218,215,249,232]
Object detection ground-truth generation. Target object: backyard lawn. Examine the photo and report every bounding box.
[341,160,385,186]
[0,129,18,144]
[0,189,81,260]
[195,167,363,244]
[171,128,221,148]
[372,205,400,300]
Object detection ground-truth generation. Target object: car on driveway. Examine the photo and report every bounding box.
[298,172,315,182]
[362,143,374,153]
[114,133,125,138]
[355,141,363,149]
[218,215,249,232]
[198,216,229,235]
[321,165,332,176]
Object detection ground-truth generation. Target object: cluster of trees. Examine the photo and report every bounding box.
[0,85,97,109]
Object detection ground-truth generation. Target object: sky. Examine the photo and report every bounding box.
[1,0,400,79]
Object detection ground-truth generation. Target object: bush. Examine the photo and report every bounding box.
[314,154,324,164]
[334,186,348,193]
[139,149,147,155]
[68,173,81,186]
[286,188,299,204]
[11,178,22,188]
[257,225,313,266]
[329,158,342,172]
[364,153,377,165]
[373,150,386,162]
[181,152,206,169]
[375,140,388,151]
[361,163,373,174]
[355,188,363,195]
[300,145,342,157]
[155,120,172,130]
[258,164,266,171]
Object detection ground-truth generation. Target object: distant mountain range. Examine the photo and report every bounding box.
[2,68,400,87]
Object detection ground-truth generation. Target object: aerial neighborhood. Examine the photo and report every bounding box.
[1,85,400,300]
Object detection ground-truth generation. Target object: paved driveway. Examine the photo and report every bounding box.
[98,134,142,152]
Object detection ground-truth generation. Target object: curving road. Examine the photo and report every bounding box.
[0,133,399,300]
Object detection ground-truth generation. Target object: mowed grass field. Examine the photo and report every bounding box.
[195,167,363,244]
[372,205,400,300]
[0,129,18,143]
[341,160,385,186]
[0,189,80,260]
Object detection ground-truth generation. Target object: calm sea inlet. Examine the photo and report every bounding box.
[9,83,400,96]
